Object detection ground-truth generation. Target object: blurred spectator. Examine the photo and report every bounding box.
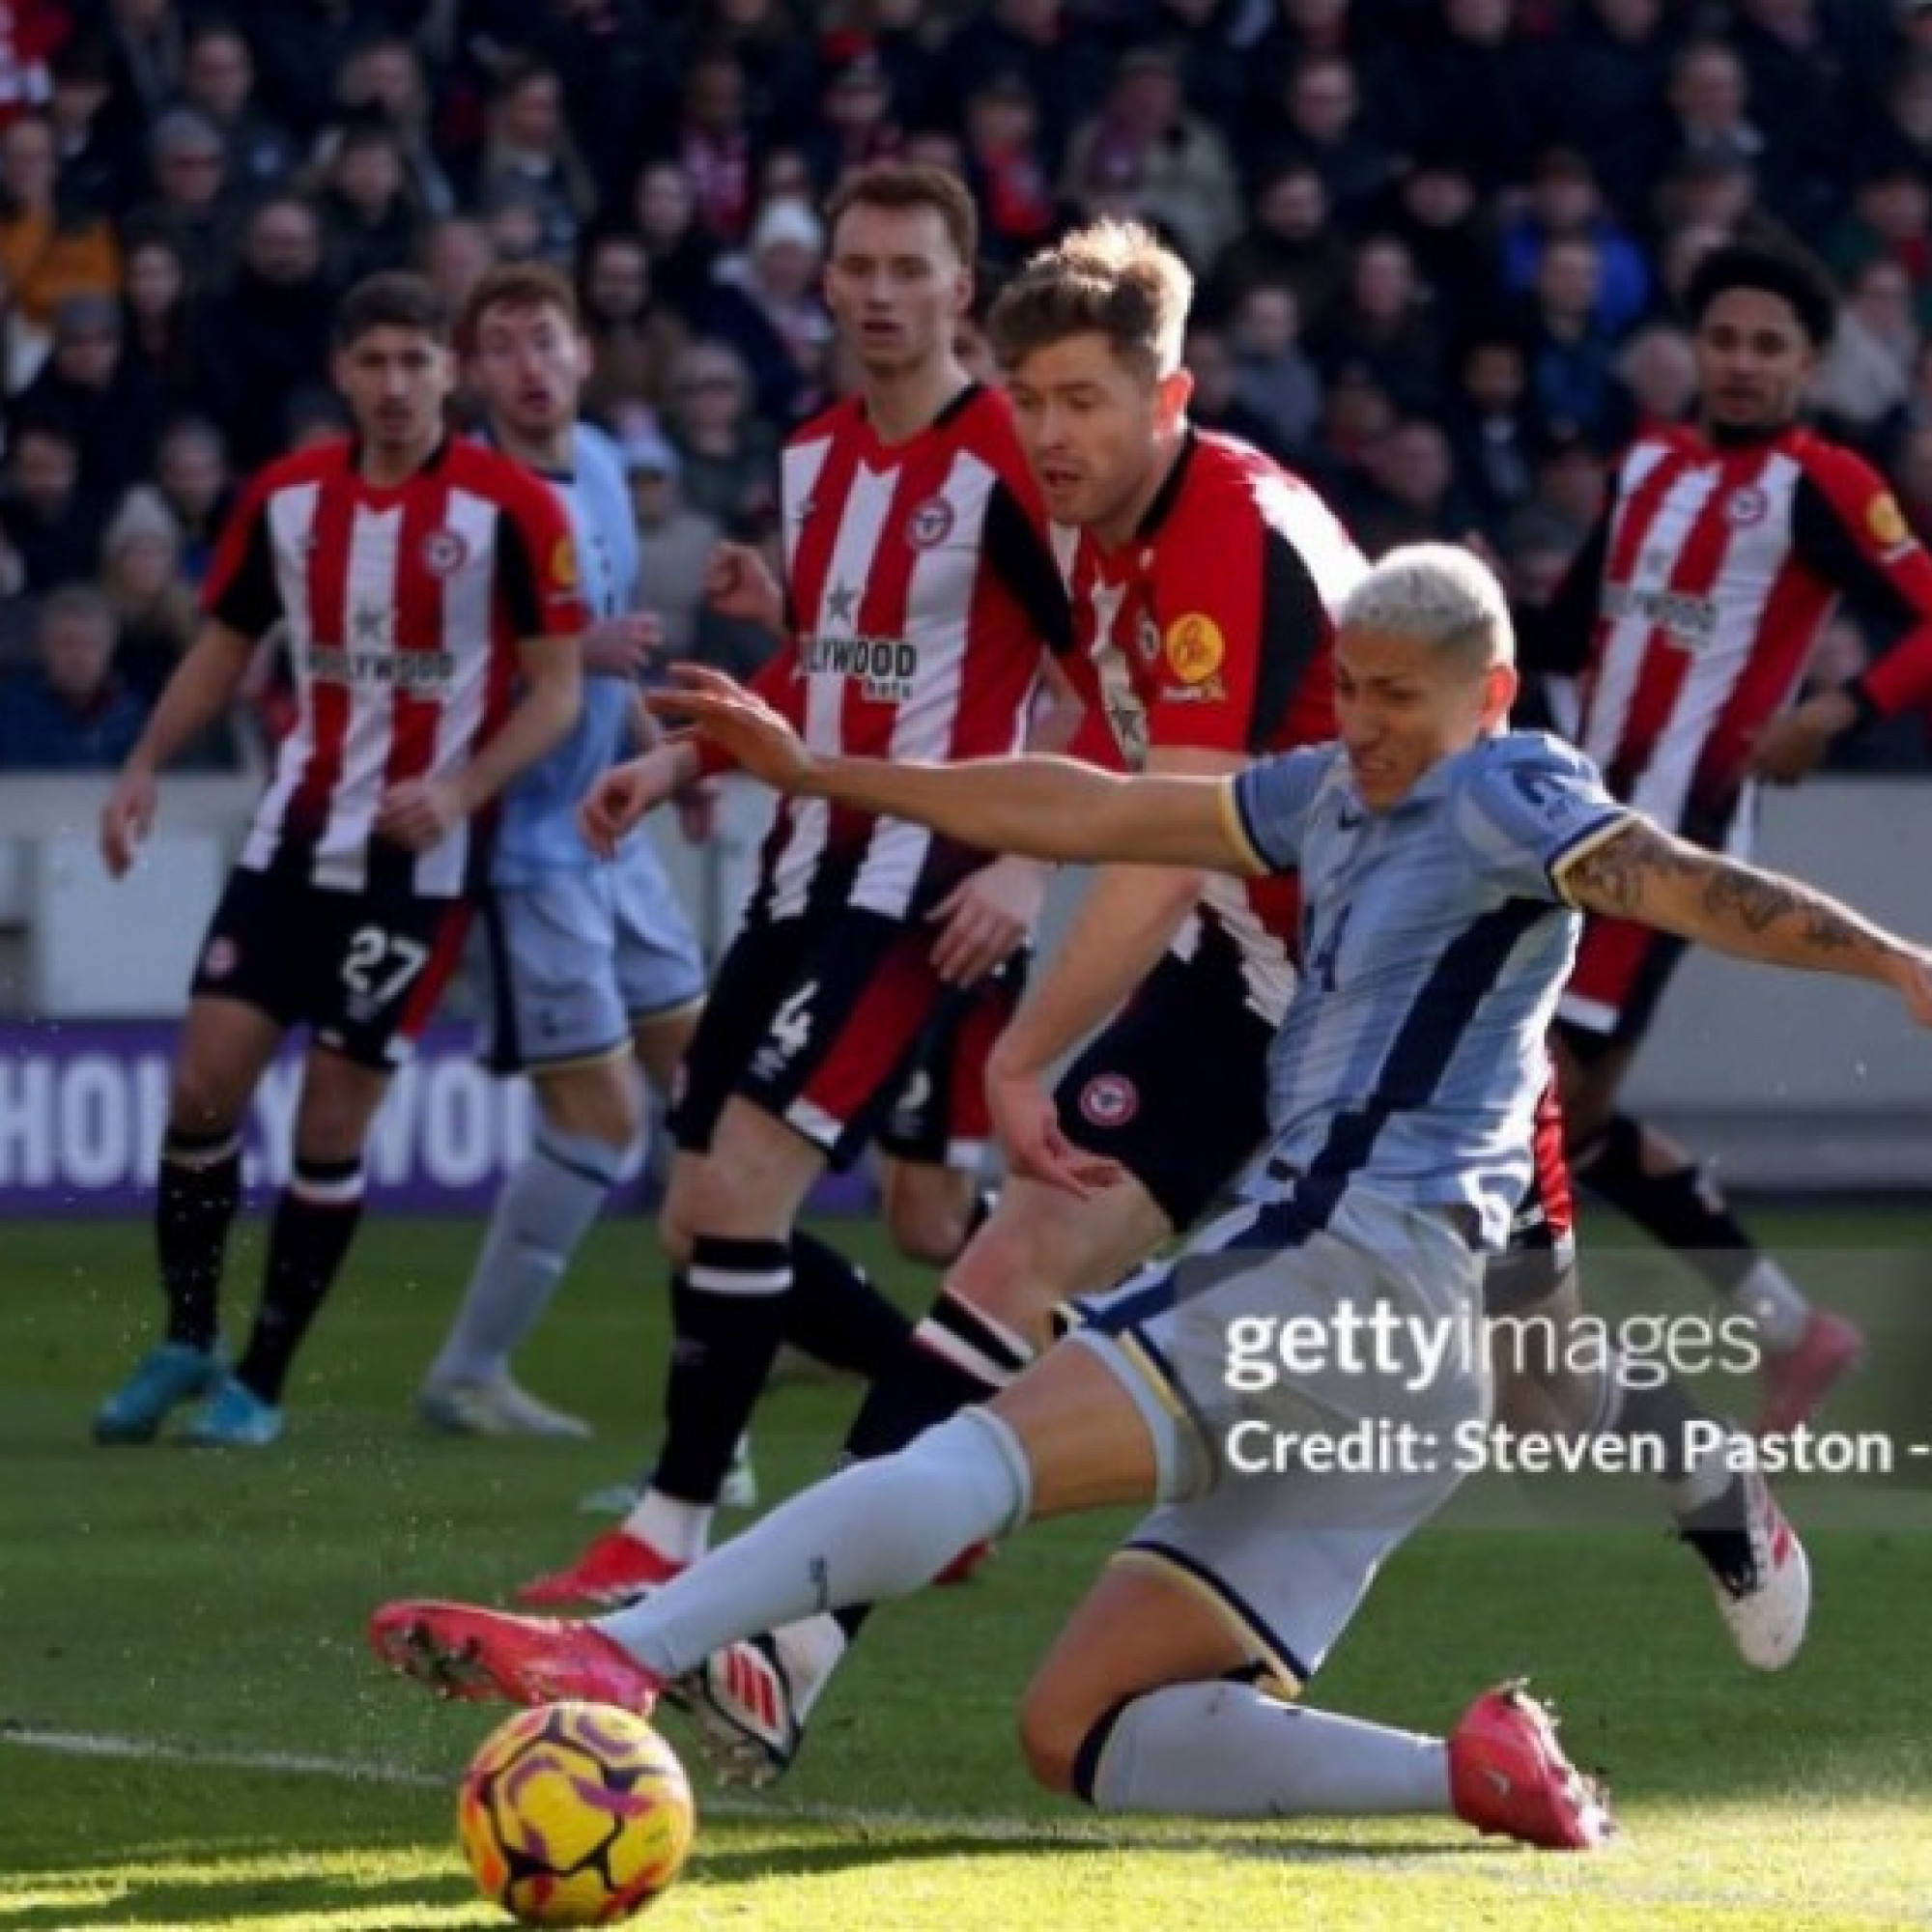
[1206,160,1350,329]
[99,0,185,132]
[94,482,192,701]
[696,0,819,150]
[0,110,120,331]
[1443,333,1542,535]
[191,196,335,471]
[0,581,146,769]
[1310,234,1444,415]
[1247,53,1393,221]
[0,2,66,126]
[12,293,161,505]
[46,35,139,219]
[630,159,722,325]
[960,69,1060,270]
[474,57,596,268]
[1183,322,1284,453]
[1378,145,1498,333]
[1826,164,1932,328]
[313,117,423,286]
[117,223,203,417]
[152,415,233,583]
[1528,431,1608,543]
[1614,321,1697,433]
[580,230,687,419]
[807,50,902,194]
[1530,0,1680,226]
[1660,42,1799,220]
[667,51,757,245]
[661,337,779,535]
[1063,45,1240,271]
[1853,50,1932,185]
[1499,148,1650,337]
[1225,280,1321,456]
[702,194,832,426]
[1398,0,1544,196]
[1350,417,1473,556]
[177,17,298,199]
[1727,0,1855,233]
[247,0,408,144]
[622,417,774,677]
[128,105,235,291]
[1303,358,1397,508]
[334,35,457,222]
[1815,256,1918,443]
[417,213,497,316]
[1515,234,1630,450]
[0,416,100,595]
[0,253,47,391]
[948,0,1114,175]
[837,0,948,139]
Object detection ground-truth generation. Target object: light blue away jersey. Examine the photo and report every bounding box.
[494,423,639,885]
[1225,731,1632,1248]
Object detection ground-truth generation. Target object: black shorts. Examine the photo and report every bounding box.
[876,953,1028,1170]
[1054,932,1274,1231]
[671,903,953,1172]
[189,862,469,1070]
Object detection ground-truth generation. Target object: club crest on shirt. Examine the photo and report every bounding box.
[1723,487,1768,528]
[905,496,954,549]
[420,528,470,576]
[1078,1072,1139,1129]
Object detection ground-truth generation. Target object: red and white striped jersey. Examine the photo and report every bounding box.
[1539,422,1932,839]
[1055,430,1366,1021]
[206,437,584,898]
[742,384,1072,922]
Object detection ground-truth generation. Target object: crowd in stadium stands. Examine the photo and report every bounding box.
[0,0,1928,773]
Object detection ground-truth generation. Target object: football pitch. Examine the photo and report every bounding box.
[3,1208,1930,1931]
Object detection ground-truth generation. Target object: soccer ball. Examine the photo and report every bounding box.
[457,1701,696,1925]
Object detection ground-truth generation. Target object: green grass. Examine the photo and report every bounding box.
[3,1209,1931,1929]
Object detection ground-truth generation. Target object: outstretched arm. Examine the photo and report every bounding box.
[1564,817,1932,1018]
[649,664,1253,872]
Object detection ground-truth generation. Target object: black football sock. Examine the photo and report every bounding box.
[835,1289,1034,1640]
[652,1236,791,1505]
[234,1156,365,1403]
[781,1229,912,1380]
[1572,1114,1756,1294]
[156,1127,243,1350]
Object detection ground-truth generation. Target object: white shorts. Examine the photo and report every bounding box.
[1067,1186,1488,1691]
[482,840,705,1073]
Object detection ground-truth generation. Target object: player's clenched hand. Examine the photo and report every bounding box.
[100,764,157,878]
[579,753,675,859]
[376,777,465,851]
[649,664,815,792]
[704,541,783,633]
[986,1064,1127,1201]
[925,855,1045,986]
[582,611,664,678]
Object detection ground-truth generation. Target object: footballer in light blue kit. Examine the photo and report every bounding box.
[483,418,705,1072]
[417,266,706,1440]
[378,543,1931,1847]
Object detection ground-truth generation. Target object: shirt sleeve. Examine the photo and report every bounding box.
[1227,745,1332,873]
[1454,735,1634,904]
[201,472,281,639]
[496,474,590,639]
[1147,506,1331,755]
[1790,452,1932,717]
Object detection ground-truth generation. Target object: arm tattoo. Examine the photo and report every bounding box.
[1571,820,1879,966]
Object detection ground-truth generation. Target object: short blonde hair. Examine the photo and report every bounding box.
[1339,544,1516,668]
[988,219,1192,381]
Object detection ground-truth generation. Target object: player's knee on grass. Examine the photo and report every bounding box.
[1015,1678,1100,1795]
